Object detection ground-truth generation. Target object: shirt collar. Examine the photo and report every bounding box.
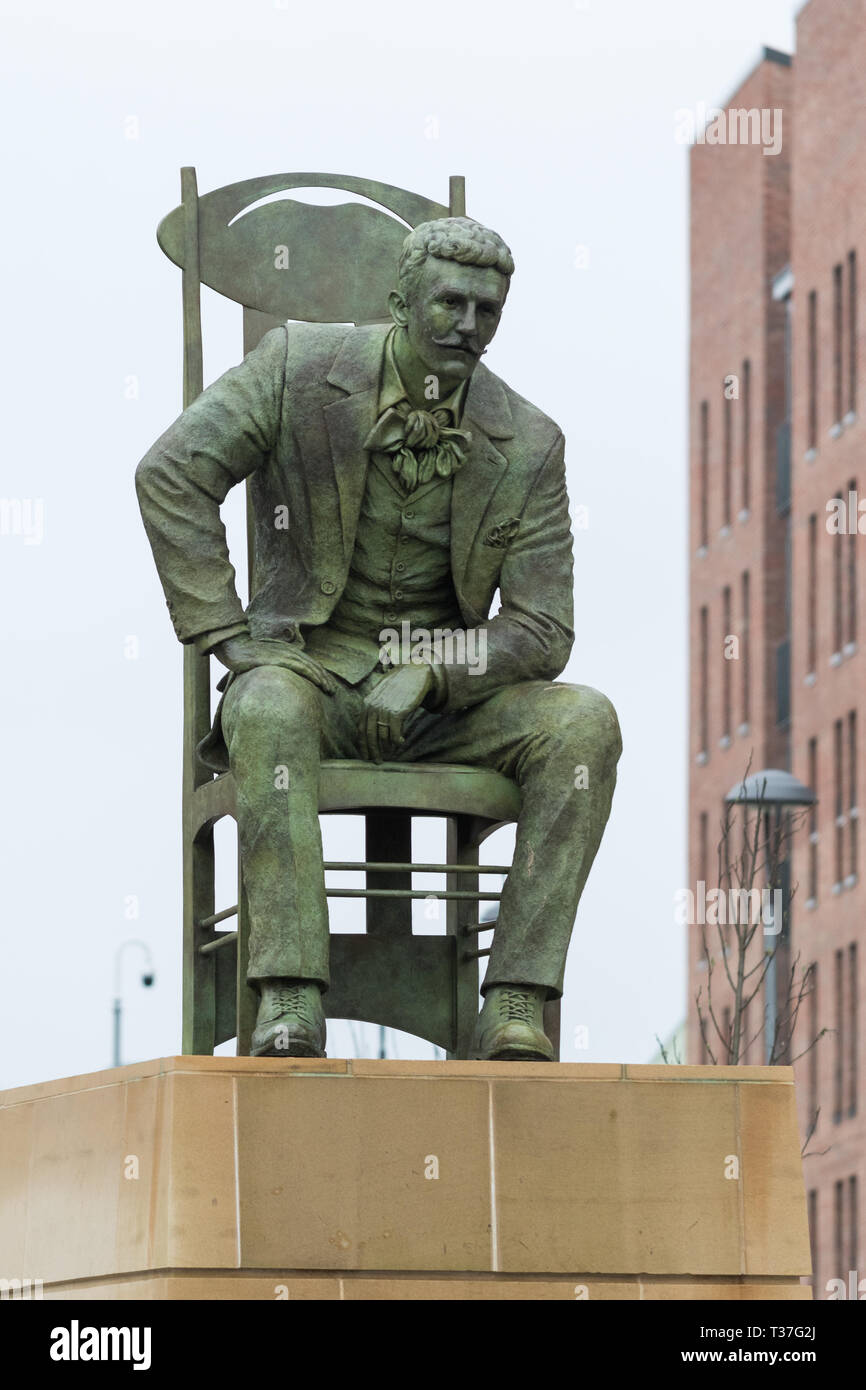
[379,326,469,424]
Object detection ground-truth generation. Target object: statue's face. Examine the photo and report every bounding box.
[399,257,508,385]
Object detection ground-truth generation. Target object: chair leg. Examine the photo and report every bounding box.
[183,825,216,1055]
[365,811,413,937]
[446,815,481,1059]
[182,642,217,1056]
[235,866,258,1056]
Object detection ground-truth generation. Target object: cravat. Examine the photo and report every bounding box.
[363,401,472,492]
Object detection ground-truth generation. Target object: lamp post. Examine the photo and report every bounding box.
[724,769,816,1063]
[113,939,155,1068]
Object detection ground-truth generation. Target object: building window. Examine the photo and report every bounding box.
[834,719,844,889]
[699,810,709,888]
[808,960,819,1121]
[806,1189,817,1295]
[700,605,709,757]
[849,711,858,882]
[834,1179,844,1281]
[723,385,732,529]
[741,810,749,879]
[834,262,844,426]
[833,494,844,656]
[741,571,750,729]
[741,997,750,1064]
[848,478,857,651]
[848,250,858,417]
[722,585,732,742]
[698,807,711,959]
[808,1188,818,1292]
[848,1176,858,1275]
[849,942,858,1118]
[808,289,818,451]
[777,638,791,728]
[741,358,751,514]
[808,737,818,903]
[834,947,844,1123]
[808,513,818,674]
[699,400,709,549]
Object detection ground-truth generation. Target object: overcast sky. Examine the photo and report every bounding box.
[0,0,802,1087]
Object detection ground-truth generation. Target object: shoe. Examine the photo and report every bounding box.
[250,978,327,1058]
[469,984,554,1062]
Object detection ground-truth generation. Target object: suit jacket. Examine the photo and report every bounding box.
[135,321,575,716]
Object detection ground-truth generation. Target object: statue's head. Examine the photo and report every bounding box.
[389,217,514,385]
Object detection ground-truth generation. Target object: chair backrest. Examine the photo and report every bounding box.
[160,168,467,797]
[159,169,466,406]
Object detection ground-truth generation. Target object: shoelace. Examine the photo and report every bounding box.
[498,988,535,1023]
[272,984,314,1025]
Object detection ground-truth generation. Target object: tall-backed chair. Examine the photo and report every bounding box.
[156,168,560,1059]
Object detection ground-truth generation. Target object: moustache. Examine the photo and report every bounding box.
[431,337,486,357]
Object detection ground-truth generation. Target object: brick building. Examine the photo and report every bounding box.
[688,0,864,1298]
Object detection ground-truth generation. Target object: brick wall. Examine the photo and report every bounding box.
[688,1,866,1298]
[788,0,865,1301]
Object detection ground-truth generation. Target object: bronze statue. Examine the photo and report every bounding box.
[136,216,621,1060]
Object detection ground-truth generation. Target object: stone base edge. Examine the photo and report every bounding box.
[38,1271,813,1302]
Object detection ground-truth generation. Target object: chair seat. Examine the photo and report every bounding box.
[318,759,520,822]
[189,761,520,838]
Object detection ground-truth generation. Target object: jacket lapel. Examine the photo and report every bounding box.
[324,324,389,559]
[323,326,516,586]
[451,362,514,597]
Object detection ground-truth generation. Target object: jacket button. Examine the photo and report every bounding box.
[320,579,336,595]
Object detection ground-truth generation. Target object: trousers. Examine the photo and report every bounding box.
[220,665,622,1000]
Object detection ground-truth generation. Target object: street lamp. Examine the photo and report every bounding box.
[724,768,816,1062]
[113,939,155,1068]
[725,768,816,810]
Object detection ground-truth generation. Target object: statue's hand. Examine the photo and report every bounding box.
[212,634,337,696]
[360,663,433,762]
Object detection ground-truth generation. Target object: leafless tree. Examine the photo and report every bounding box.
[664,763,830,1157]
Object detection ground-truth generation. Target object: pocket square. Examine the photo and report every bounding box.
[483,517,521,548]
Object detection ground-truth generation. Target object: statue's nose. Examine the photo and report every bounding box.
[455,303,477,334]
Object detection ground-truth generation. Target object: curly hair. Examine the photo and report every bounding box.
[397,217,514,303]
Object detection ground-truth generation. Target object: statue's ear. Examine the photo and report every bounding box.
[388,289,409,327]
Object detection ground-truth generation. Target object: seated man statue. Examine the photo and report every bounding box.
[135,215,622,1061]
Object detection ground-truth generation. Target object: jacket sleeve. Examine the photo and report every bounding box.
[135,326,287,644]
[437,429,575,712]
